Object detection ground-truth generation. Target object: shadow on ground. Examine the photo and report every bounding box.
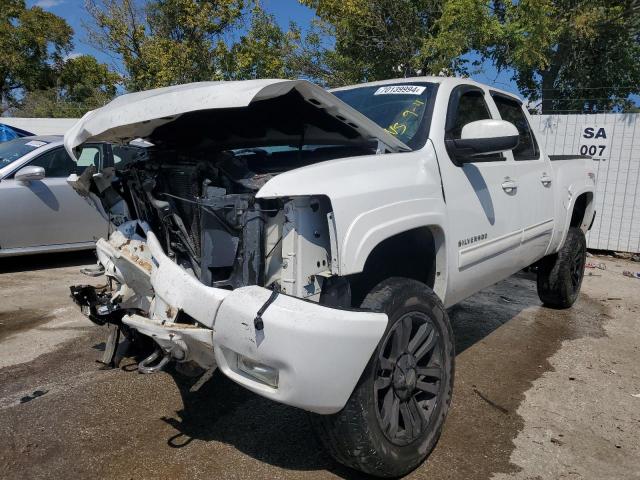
[156,270,605,479]
[0,270,607,480]
[0,250,96,274]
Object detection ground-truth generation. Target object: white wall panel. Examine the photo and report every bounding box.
[533,114,640,253]
[0,117,79,136]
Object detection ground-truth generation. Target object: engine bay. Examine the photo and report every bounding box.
[66,84,396,320]
[109,144,370,301]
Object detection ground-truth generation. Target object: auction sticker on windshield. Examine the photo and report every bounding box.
[374,85,426,95]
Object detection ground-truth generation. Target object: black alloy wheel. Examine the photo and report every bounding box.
[570,239,586,290]
[311,278,454,478]
[537,227,587,309]
[374,312,443,446]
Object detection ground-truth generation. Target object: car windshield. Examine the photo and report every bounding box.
[331,82,437,149]
[0,138,49,169]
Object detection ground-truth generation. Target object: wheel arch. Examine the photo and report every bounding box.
[570,191,595,232]
[346,225,447,307]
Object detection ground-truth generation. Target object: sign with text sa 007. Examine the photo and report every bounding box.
[579,126,611,162]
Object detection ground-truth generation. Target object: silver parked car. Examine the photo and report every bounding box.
[0,136,146,257]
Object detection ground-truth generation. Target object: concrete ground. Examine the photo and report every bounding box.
[0,252,639,480]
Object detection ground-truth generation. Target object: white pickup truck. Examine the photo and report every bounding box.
[66,77,595,477]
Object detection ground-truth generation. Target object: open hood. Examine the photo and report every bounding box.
[64,79,410,159]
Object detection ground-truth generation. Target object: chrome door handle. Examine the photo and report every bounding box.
[501,178,518,193]
[540,174,552,187]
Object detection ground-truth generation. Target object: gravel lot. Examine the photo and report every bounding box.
[1,251,639,479]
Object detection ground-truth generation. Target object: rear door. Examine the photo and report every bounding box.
[492,93,554,268]
[438,85,523,305]
[0,145,107,249]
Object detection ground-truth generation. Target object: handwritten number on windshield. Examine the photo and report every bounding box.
[385,99,425,138]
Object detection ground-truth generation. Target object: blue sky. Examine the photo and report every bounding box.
[28,0,519,94]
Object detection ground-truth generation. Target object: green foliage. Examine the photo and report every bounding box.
[283,19,353,86]
[302,0,640,111]
[86,0,248,90]
[59,55,120,102]
[4,0,635,116]
[85,0,320,90]
[0,0,73,113]
[12,88,105,118]
[423,0,640,112]
[490,0,640,113]
[300,0,450,86]
[223,6,300,80]
[420,0,501,75]
[12,55,121,117]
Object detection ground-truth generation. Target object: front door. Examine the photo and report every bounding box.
[0,145,107,250]
[438,85,523,306]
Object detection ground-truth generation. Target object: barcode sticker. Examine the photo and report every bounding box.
[374,85,426,95]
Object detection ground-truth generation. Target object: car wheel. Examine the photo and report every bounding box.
[311,277,455,478]
[537,227,587,309]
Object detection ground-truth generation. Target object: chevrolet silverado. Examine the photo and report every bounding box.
[65,77,595,477]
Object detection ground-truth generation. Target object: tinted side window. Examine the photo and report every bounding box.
[24,145,103,178]
[447,89,501,162]
[450,91,492,139]
[493,96,539,160]
[112,145,148,169]
[28,148,78,177]
[76,144,104,170]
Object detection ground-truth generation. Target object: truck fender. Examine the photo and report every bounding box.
[342,202,446,272]
[256,142,447,282]
[553,187,595,253]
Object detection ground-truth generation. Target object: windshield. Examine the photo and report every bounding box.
[331,82,437,149]
[0,138,49,169]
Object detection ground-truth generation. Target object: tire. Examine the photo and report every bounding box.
[311,278,455,478]
[537,227,587,309]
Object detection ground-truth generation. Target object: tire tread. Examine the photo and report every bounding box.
[537,227,586,309]
[311,278,454,477]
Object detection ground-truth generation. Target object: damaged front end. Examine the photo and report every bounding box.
[71,212,386,412]
[67,79,392,414]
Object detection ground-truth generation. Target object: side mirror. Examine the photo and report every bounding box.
[446,119,519,162]
[15,165,46,182]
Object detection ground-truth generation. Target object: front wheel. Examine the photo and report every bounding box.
[537,227,587,309]
[311,278,454,478]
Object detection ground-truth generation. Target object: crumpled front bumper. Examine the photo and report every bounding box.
[86,226,387,414]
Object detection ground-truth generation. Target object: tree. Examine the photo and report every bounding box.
[299,0,504,87]
[222,5,301,80]
[85,0,246,90]
[302,0,640,112]
[300,0,455,86]
[487,0,640,113]
[58,55,119,103]
[407,0,640,112]
[13,55,120,118]
[0,0,73,114]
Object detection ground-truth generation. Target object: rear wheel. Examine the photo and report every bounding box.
[537,227,587,309]
[311,278,454,478]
